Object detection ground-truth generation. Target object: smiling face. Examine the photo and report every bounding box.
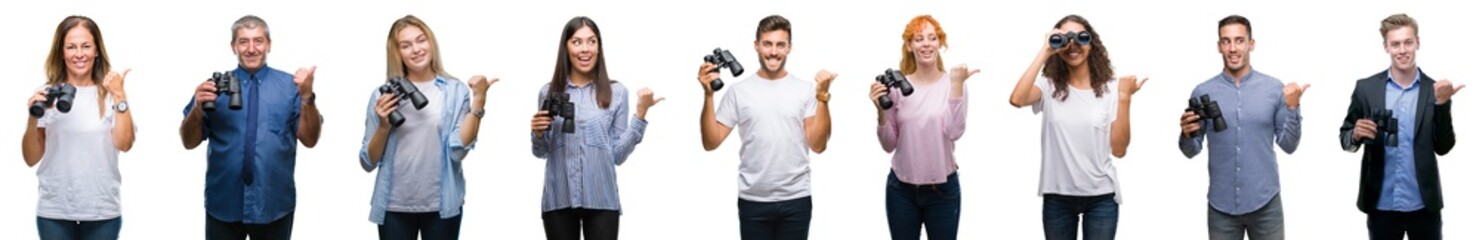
[1383,26,1419,72]
[1056,21,1091,67]
[566,26,599,75]
[1218,23,1254,73]
[909,22,940,66]
[62,25,97,79]
[754,30,791,73]
[397,25,432,73]
[233,26,270,70]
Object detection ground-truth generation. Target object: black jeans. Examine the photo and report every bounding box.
[1367,209,1441,240]
[886,171,960,240]
[542,208,619,240]
[205,212,294,240]
[378,211,462,240]
[739,196,812,240]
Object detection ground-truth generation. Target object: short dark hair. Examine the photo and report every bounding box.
[1218,15,1251,38]
[755,15,791,41]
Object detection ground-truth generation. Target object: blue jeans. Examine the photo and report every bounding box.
[379,211,462,240]
[885,171,960,240]
[1042,193,1118,240]
[1209,194,1284,240]
[206,212,294,240]
[738,196,812,240]
[37,216,122,240]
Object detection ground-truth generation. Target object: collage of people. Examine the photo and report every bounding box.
[1,1,1473,240]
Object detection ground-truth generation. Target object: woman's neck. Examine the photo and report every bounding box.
[407,68,436,83]
[65,73,94,86]
[1068,63,1092,87]
[570,71,593,87]
[911,63,942,85]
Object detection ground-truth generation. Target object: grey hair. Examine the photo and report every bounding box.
[230,15,270,41]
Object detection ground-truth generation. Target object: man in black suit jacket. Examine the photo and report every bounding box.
[1339,14,1464,240]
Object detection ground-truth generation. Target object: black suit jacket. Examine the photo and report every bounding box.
[1339,69,1457,213]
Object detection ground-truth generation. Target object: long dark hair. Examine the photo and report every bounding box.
[547,16,613,109]
[1043,15,1113,101]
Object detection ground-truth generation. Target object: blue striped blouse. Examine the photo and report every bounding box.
[531,80,648,212]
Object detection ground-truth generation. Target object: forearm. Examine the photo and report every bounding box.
[22,119,43,166]
[1178,132,1203,158]
[1434,101,1455,155]
[806,102,831,153]
[297,102,322,147]
[459,98,486,146]
[366,127,391,169]
[877,116,898,153]
[1274,107,1303,154]
[701,94,722,150]
[112,108,135,152]
[1009,53,1049,107]
[1110,96,1132,158]
[180,108,206,149]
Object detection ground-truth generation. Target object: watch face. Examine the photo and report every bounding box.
[115,102,128,112]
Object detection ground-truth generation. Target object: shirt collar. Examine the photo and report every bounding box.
[564,77,592,90]
[1386,68,1422,89]
[1219,69,1259,85]
[236,64,270,81]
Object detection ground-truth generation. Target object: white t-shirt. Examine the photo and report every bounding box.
[716,74,817,202]
[1031,77,1123,203]
[388,80,444,212]
[36,85,129,220]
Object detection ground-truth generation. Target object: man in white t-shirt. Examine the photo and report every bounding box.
[697,14,836,240]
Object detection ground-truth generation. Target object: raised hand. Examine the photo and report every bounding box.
[469,75,497,96]
[1117,75,1149,96]
[950,64,980,83]
[815,70,837,93]
[1435,79,1465,105]
[636,88,665,120]
[697,62,721,95]
[1283,82,1310,110]
[293,66,317,99]
[103,68,131,98]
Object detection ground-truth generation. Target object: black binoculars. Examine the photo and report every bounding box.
[379,76,430,128]
[874,68,913,110]
[1187,94,1227,132]
[703,48,743,91]
[202,71,243,111]
[542,92,576,133]
[29,82,77,117]
[1048,31,1093,49]
[1368,109,1400,147]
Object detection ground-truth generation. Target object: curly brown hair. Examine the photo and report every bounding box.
[1042,15,1114,101]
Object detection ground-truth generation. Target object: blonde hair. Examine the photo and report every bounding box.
[385,15,451,79]
[899,15,947,74]
[1379,13,1418,40]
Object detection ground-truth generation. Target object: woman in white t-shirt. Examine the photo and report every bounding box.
[359,15,495,240]
[1007,15,1147,240]
[21,15,136,240]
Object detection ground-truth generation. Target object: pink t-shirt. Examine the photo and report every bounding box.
[877,74,967,185]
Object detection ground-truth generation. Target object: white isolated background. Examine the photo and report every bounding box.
[0,0,1473,239]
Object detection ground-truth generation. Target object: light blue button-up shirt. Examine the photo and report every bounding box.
[1378,70,1424,212]
[1179,70,1302,215]
[531,80,647,213]
[358,76,475,224]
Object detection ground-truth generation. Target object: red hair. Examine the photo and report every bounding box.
[900,15,947,74]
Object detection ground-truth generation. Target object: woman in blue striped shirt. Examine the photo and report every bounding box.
[359,15,494,240]
[530,16,663,240]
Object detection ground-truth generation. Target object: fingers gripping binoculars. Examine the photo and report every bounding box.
[1187,94,1227,132]
[703,48,743,91]
[202,72,243,111]
[1049,31,1093,49]
[1368,109,1400,147]
[379,76,430,127]
[542,92,576,133]
[874,68,913,110]
[29,83,76,117]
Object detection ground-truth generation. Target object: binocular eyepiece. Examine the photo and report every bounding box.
[202,71,243,111]
[1187,94,1228,132]
[704,48,743,91]
[29,82,77,117]
[542,92,576,133]
[1368,109,1400,147]
[1048,31,1093,49]
[379,76,431,127]
[874,68,913,110]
